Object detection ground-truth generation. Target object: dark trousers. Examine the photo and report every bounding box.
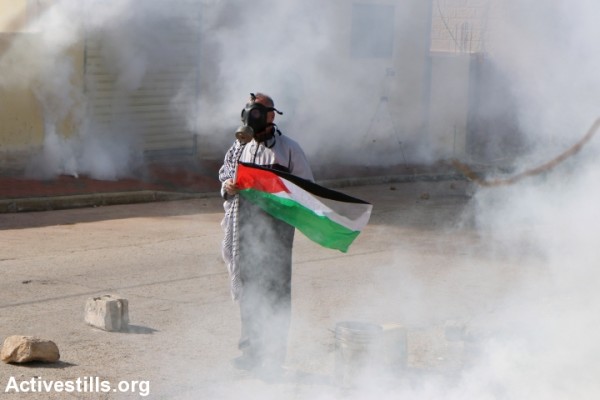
[237,198,294,366]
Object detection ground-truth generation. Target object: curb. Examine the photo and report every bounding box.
[0,190,214,213]
[0,173,467,213]
[318,173,466,189]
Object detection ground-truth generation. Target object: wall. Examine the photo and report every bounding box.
[427,53,473,159]
[0,0,435,176]
[0,0,44,171]
[284,0,434,166]
[0,0,85,174]
[426,0,491,160]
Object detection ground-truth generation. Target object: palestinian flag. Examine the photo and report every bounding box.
[235,162,372,252]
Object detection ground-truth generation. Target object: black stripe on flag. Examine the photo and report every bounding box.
[239,162,371,205]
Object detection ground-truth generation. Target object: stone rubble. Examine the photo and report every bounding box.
[1,335,60,363]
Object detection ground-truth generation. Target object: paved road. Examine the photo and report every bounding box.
[0,180,524,399]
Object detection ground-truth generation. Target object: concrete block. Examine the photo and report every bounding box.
[84,294,129,332]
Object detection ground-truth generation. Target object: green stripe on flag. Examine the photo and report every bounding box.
[240,188,360,253]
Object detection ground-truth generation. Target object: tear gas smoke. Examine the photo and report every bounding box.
[2,0,436,179]
[1,0,199,179]
[3,0,600,398]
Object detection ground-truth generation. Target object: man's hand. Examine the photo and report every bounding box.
[224,178,239,196]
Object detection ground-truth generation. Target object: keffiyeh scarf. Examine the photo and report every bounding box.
[219,141,245,301]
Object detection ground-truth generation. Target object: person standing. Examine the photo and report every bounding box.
[218,92,313,377]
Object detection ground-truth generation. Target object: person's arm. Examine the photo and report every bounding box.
[219,140,247,199]
[288,141,314,182]
[219,141,242,200]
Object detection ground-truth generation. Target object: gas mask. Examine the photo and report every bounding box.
[235,93,282,143]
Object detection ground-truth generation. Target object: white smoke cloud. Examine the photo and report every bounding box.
[193,2,600,397]
[452,161,600,399]
[193,0,434,166]
[399,0,600,395]
[3,1,600,397]
[486,1,600,159]
[1,0,200,179]
[6,0,599,180]
[2,0,441,178]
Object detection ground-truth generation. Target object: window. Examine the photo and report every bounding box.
[350,4,395,58]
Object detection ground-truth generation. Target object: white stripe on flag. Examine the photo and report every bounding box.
[279,179,372,232]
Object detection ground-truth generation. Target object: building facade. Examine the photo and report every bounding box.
[1,0,503,178]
